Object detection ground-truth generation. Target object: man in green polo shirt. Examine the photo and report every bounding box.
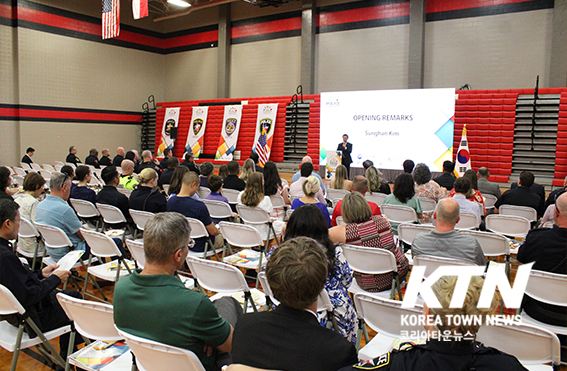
[113,212,233,371]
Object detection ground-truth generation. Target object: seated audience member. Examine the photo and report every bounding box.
[362,159,374,170]
[159,157,178,186]
[206,175,229,204]
[223,160,246,192]
[413,163,445,223]
[291,156,325,192]
[0,199,84,359]
[283,205,356,344]
[138,150,161,174]
[36,172,90,261]
[70,165,97,204]
[21,147,35,164]
[129,168,167,213]
[119,159,139,191]
[330,165,353,191]
[60,165,77,194]
[65,145,82,166]
[249,152,263,173]
[290,162,326,204]
[125,151,139,172]
[237,173,284,240]
[477,167,501,198]
[97,166,132,224]
[114,213,237,371]
[159,147,171,170]
[99,148,112,166]
[15,172,46,256]
[403,159,415,173]
[218,164,229,179]
[545,176,567,210]
[291,176,331,227]
[232,237,358,371]
[448,169,486,216]
[412,198,485,265]
[518,192,567,328]
[167,166,189,196]
[85,148,100,169]
[263,161,291,206]
[331,176,381,226]
[540,203,557,226]
[180,151,201,174]
[239,159,255,182]
[450,177,482,221]
[329,193,408,292]
[167,172,223,252]
[495,171,542,216]
[112,147,125,167]
[366,166,391,195]
[0,167,14,201]
[433,160,456,190]
[382,173,423,233]
[200,162,215,188]
[509,172,545,217]
[340,275,525,371]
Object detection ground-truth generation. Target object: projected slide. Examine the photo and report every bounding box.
[320,88,455,172]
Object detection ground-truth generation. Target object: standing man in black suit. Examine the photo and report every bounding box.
[232,237,357,371]
[337,134,353,178]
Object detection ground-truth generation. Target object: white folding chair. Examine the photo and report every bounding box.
[500,204,538,223]
[455,211,480,230]
[197,186,211,199]
[65,162,76,169]
[129,209,155,239]
[70,199,102,231]
[126,239,146,269]
[87,176,103,188]
[54,164,63,172]
[54,161,65,167]
[96,203,130,239]
[354,293,423,361]
[336,216,346,226]
[162,184,170,195]
[39,169,52,182]
[412,254,476,279]
[117,329,206,371]
[42,164,55,173]
[380,204,418,226]
[0,285,70,371]
[236,204,281,247]
[520,270,567,337]
[222,189,240,205]
[117,188,132,198]
[397,223,435,247]
[80,228,133,301]
[417,197,436,213]
[20,163,31,171]
[486,214,531,239]
[459,229,510,277]
[56,293,132,371]
[30,163,41,172]
[185,256,259,312]
[185,217,226,260]
[13,167,26,176]
[484,194,498,212]
[12,175,24,187]
[365,192,387,206]
[203,199,234,221]
[7,167,15,176]
[269,194,288,221]
[477,320,561,371]
[327,188,350,202]
[16,217,45,270]
[219,222,266,288]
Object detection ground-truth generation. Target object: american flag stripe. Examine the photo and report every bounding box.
[102,0,120,39]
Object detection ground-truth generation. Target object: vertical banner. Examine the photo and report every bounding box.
[157,107,180,158]
[186,106,209,159]
[252,104,278,167]
[455,124,471,177]
[215,105,243,161]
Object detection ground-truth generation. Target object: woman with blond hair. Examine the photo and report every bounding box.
[330,165,352,191]
[291,175,331,226]
[366,166,390,194]
[237,172,284,239]
[239,158,255,182]
[329,192,409,292]
[129,168,167,213]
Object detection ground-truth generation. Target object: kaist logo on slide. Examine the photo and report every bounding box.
[325,96,340,107]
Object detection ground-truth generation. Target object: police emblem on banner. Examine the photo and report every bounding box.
[165,119,176,136]
[259,118,272,135]
[193,119,203,136]
[225,118,237,136]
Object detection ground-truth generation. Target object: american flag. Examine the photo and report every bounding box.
[256,133,270,166]
[102,0,120,40]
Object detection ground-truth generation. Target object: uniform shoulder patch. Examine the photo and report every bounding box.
[353,353,390,370]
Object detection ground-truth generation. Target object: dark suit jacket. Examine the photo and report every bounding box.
[232,305,358,371]
[21,154,33,164]
[337,142,353,165]
[112,155,124,167]
[510,182,545,216]
[99,156,112,166]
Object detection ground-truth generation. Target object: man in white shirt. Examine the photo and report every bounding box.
[291,156,325,192]
[451,177,481,220]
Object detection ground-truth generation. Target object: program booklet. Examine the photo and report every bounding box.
[54,250,84,272]
[68,340,130,371]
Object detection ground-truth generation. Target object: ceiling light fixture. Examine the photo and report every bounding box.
[167,0,191,7]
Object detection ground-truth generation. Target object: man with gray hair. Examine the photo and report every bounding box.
[138,149,161,175]
[291,156,325,192]
[114,212,237,371]
[477,167,501,198]
[35,172,90,261]
[412,198,485,265]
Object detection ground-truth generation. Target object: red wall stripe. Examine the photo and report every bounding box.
[318,2,410,27]
[426,0,538,13]
[232,18,301,39]
[0,106,141,123]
